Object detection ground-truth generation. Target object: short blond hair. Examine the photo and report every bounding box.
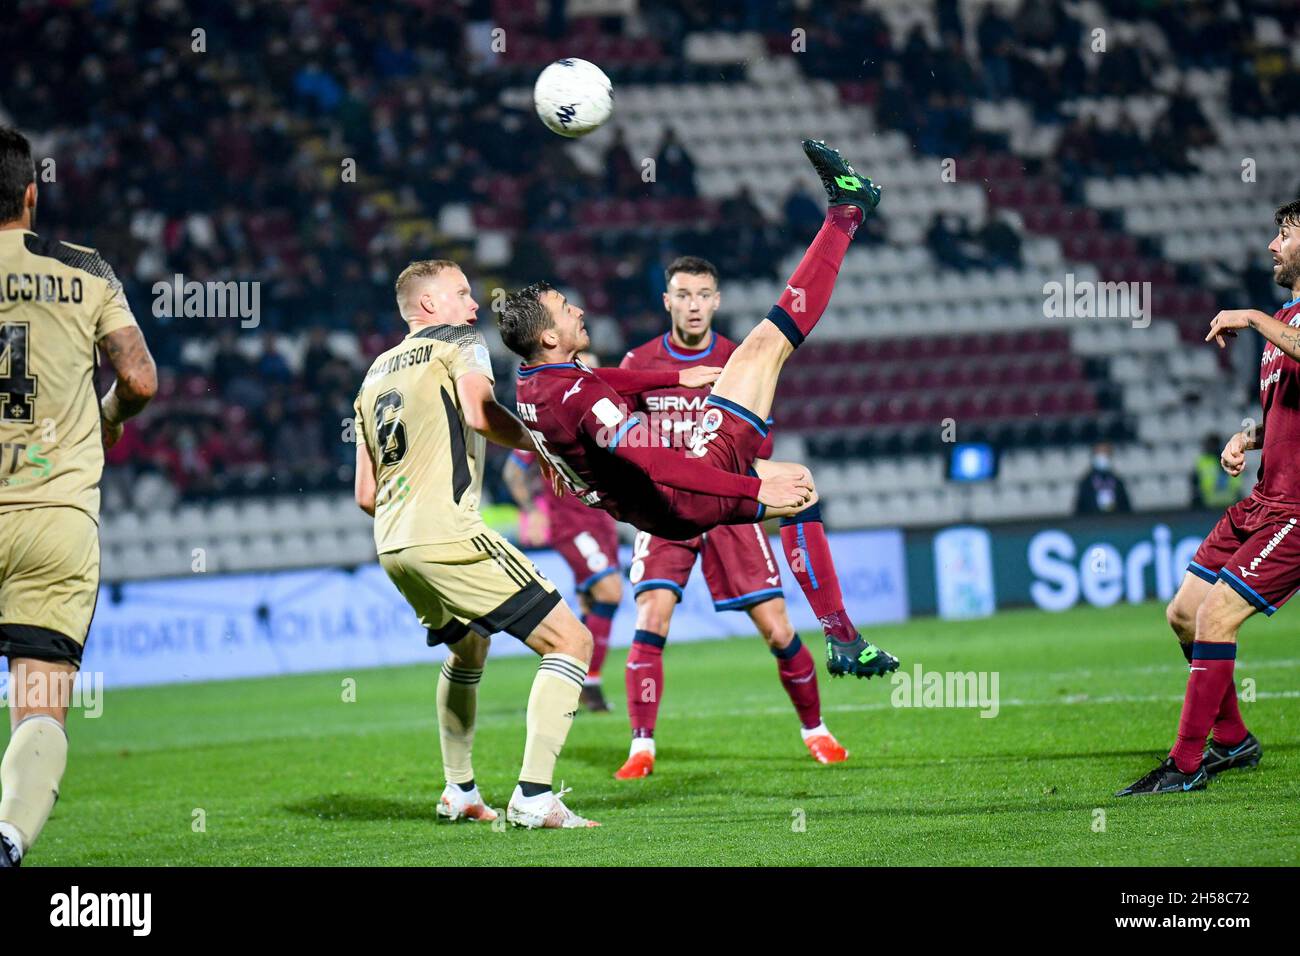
[394,258,461,304]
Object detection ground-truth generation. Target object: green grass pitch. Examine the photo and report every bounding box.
[21,601,1300,866]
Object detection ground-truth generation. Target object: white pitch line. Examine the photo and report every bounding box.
[669,688,1300,721]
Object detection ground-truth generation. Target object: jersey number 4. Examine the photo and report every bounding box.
[0,322,37,423]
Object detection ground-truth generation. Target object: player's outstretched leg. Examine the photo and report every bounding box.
[747,600,848,763]
[616,628,666,779]
[1117,581,1254,796]
[507,603,600,828]
[579,580,620,713]
[708,140,881,423]
[435,630,498,823]
[0,659,73,867]
[753,461,900,679]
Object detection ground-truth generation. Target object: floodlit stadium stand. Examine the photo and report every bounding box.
[5,0,1295,580]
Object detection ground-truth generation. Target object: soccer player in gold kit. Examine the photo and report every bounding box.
[353,259,598,828]
[0,126,158,865]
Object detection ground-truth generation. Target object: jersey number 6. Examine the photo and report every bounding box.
[373,389,408,465]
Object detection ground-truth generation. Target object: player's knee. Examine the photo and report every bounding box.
[761,620,796,651]
[556,621,594,664]
[1194,588,1240,642]
[449,631,489,669]
[1165,598,1196,639]
[634,590,675,634]
[638,611,671,635]
[747,320,796,356]
[589,574,622,605]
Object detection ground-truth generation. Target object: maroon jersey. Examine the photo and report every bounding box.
[513,359,762,540]
[509,448,614,532]
[620,331,775,458]
[1254,297,1300,504]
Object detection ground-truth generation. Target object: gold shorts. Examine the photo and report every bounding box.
[380,530,561,645]
[0,506,99,665]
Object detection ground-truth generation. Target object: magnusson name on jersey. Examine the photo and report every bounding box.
[0,271,85,303]
[364,343,438,384]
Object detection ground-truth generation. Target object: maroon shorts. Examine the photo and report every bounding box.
[1189,495,1300,616]
[629,522,785,611]
[648,395,769,538]
[550,511,621,593]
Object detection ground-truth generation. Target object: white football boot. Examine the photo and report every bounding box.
[436,783,498,822]
[506,784,600,829]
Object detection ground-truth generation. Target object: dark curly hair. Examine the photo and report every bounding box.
[499,280,557,360]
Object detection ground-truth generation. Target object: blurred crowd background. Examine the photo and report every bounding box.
[2,0,1297,529]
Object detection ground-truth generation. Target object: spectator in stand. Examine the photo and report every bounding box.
[655,127,697,198]
[977,5,1016,99]
[978,214,1023,270]
[1194,434,1244,509]
[783,183,825,237]
[927,214,984,273]
[1075,443,1133,516]
[604,127,641,195]
[7,0,1296,509]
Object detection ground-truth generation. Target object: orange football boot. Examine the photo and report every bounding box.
[804,733,849,764]
[613,749,655,779]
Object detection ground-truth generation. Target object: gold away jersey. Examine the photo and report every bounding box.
[0,229,137,522]
[354,323,497,552]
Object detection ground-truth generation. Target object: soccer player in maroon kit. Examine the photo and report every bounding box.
[1118,199,1300,795]
[501,140,900,697]
[504,352,624,713]
[612,255,847,779]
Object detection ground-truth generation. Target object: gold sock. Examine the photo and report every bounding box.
[0,714,69,853]
[437,662,482,785]
[519,654,587,789]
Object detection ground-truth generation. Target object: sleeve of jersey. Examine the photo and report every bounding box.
[575,390,759,501]
[93,260,138,341]
[613,437,762,501]
[509,449,536,470]
[352,393,370,455]
[593,367,677,395]
[448,329,496,383]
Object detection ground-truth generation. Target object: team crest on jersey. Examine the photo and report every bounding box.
[687,411,723,458]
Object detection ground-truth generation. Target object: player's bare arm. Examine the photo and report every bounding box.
[97,324,158,449]
[354,438,377,516]
[587,365,721,396]
[1206,308,1300,361]
[456,371,537,452]
[501,455,535,510]
[678,365,721,389]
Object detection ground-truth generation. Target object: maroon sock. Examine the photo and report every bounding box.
[778,505,858,643]
[770,209,858,344]
[773,636,821,729]
[625,631,665,738]
[1211,675,1249,747]
[584,601,618,679]
[1169,642,1237,773]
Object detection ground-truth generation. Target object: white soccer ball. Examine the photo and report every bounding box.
[533,58,613,138]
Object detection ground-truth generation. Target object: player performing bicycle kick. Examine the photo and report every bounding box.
[500,140,900,683]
